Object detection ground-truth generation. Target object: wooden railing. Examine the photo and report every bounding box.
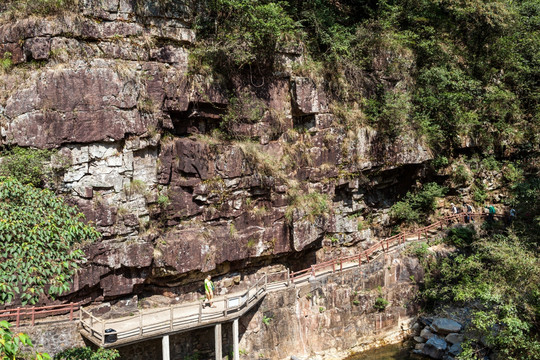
[3,211,500,339]
[0,302,79,327]
[80,275,268,345]
[288,212,497,283]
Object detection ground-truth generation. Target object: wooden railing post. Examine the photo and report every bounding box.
[287,269,290,286]
[340,260,343,272]
[90,312,93,336]
[16,307,20,328]
[365,251,370,263]
[69,302,74,321]
[102,320,105,345]
[31,307,35,326]
[139,312,143,336]
[169,305,173,330]
[198,301,202,323]
[224,296,228,317]
[311,265,315,277]
[332,261,335,273]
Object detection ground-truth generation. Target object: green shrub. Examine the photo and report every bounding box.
[451,164,472,187]
[220,91,267,139]
[54,347,119,360]
[481,156,501,172]
[432,156,449,170]
[446,226,476,247]
[472,182,488,204]
[285,191,331,223]
[262,315,272,326]
[502,163,524,184]
[373,297,389,312]
[191,0,296,70]
[157,194,171,208]
[0,147,57,187]
[0,321,50,360]
[0,177,100,305]
[2,0,76,18]
[0,51,12,72]
[391,182,447,223]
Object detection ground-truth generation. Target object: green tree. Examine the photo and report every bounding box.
[0,177,100,305]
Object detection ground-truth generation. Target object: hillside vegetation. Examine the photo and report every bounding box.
[191,0,538,153]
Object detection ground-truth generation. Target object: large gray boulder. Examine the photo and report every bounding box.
[431,318,463,334]
[449,343,463,356]
[423,336,448,359]
[421,327,435,340]
[445,333,464,344]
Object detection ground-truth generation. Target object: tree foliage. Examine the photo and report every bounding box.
[420,178,540,359]
[0,177,100,305]
[0,320,50,360]
[191,0,539,154]
[0,147,58,188]
[390,182,447,223]
[54,347,119,360]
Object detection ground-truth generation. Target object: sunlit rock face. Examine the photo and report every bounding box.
[0,0,431,303]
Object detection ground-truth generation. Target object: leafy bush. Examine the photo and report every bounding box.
[502,163,524,184]
[285,191,331,223]
[0,51,12,73]
[0,147,56,187]
[431,156,449,170]
[391,182,447,223]
[1,0,76,19]
[0,177,100,305]
[446,226,476,247]
[421,221,540,359]
[0,320,50,360]
[373,297,389,312]
[54,347,119,360]
[191,0,296,71]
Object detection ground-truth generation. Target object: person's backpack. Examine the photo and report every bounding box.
[467,205,473,212]
[489,206,496,214]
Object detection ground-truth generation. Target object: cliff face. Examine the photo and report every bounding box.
[0,1,431,303]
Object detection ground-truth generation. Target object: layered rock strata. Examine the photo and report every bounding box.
[0,1,432,303]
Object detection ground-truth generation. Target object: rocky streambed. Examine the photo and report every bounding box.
[410,317,464,360]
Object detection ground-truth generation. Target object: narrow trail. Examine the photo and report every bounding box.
[1,212,498,348]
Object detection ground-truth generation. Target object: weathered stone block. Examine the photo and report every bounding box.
[431,318,463,335]
[423,336,448,359]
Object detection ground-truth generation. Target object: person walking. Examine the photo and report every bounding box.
[509,208,516,225]
[486,205,496,222]
[204,275,216,308]
[451,203,458,222]
[466,203,474,222]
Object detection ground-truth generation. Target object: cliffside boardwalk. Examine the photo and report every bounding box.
[1,213,499,360]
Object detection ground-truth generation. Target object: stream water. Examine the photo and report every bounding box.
[344,343,422,360]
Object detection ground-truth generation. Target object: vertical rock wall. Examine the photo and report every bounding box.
[116,249,423,359]
[0,1,431,303]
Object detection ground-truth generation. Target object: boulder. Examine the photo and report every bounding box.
[448,343,463,356]
[421,327,435,340]
[445,333,464,345]
[431,318,463,335]
[414,336,426,343]
[423,336,448,359]
[415,343,425,351]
